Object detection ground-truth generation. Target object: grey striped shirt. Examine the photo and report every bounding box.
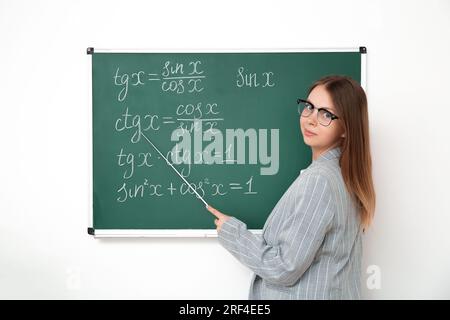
[218,146,363,299]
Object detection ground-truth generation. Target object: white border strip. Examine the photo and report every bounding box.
[93,229,262,238]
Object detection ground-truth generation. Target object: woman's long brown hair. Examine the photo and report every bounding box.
[309,75,376,230]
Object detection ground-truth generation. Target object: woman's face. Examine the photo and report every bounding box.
[300,85,345,152]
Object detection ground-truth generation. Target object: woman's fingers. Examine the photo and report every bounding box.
[207,205,224,219]
[208,206,229,232]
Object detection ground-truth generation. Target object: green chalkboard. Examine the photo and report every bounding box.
[89,49,364,235]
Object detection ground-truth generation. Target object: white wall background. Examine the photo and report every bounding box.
[1,0,449,299]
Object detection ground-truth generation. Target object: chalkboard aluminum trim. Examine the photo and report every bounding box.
[361,49,367,91]
[87,47,94,233]
[93,229,262,238]
[91,47,363,53]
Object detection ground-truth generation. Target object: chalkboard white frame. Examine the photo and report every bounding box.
[87,47,367,238]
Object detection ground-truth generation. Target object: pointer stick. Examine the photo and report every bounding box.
[140,130,209,208]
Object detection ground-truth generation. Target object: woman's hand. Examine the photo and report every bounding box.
[207,205,231,232]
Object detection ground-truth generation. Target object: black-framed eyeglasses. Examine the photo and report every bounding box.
[297,98,339,127]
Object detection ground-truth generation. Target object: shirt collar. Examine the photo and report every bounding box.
[312,146,342,164]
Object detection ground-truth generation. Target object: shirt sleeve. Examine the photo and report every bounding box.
[217,170,335,286]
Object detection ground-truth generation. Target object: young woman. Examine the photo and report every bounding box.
[207,75,376,300]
